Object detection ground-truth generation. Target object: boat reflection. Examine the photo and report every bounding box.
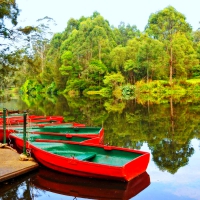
[32,166,150,200]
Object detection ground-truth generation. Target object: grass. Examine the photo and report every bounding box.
[186,79,200,84]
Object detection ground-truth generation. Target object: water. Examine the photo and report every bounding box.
[0,94,200,200]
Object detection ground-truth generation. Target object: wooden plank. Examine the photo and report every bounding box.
[0,148,39,182]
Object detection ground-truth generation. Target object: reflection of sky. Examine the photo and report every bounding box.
[35,191,86,200]
[133,139,200,200]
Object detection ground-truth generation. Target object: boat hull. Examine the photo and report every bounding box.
[0,128,15,142]
[30,142,150,181]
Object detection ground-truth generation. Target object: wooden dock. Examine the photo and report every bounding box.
[0,148,39,182]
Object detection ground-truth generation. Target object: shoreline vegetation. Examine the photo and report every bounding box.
[2,78,200,106]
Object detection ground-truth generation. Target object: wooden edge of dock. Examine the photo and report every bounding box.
[0,148,39,183]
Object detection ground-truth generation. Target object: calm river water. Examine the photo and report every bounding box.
[0,94,200,200]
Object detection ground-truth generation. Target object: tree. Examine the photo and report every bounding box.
[0,0,19,42]
[113,22,140,46]
[91,25,108,61]
[26,16,56,73]
[81,59,107,86]
[103,72,125,88]
[110,45,126,72]
[125,37,142,82]
[192,30,200,78]
[145,6,192,83]
[137,34,168,82]
[171,33,198,79]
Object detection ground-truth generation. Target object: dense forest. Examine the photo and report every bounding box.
[1,1,200,98]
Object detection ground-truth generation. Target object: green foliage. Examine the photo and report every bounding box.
[0,0,19,39]
[191,65,200,78]
[104,99,126,114]
[20,79,44,95]
[121,84,135,99]
[110,45,126,71]
[145,6,192,40]
[103,72,125,88]
[145,6,193,83]
[113,22,140,46]
[46,81,57,94]
[64,79,89,94]
[172,33,198,78]
[5,6,200,96]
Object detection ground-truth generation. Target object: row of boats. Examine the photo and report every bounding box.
[0,110,150,182]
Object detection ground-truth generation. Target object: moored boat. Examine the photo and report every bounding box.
[0,128,15,142]
[10,133,101,149]
[0,109,19,115]
[15,140,150,181]
[0,122,86,142]
[15,126,104,142]
[0,115,64,125]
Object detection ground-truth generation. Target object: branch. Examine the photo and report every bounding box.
[0,0,15,5]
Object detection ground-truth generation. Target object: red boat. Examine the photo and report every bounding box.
[14,126,104,143]
[0,110,19,115]
[10,135,150,181]
[0,122,86,142]
[0,115,64,125]
[0,128,15,142]
[10,133,101,150]
[33,166,150,199]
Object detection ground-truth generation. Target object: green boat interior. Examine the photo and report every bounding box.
[16,127,101,134]
[12,133,89,142]
[32,142,142,167]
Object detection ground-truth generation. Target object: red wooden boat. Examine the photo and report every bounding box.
[11,136,150,181]
[0,128,15,142]
[0,115,64,125]
[14,126,104,143]
[0,122,86,142]
[0,110,19,115]
[32,166,150,199]
[10,133,101,150]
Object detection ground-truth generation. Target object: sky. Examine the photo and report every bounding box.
[16,0,200,33]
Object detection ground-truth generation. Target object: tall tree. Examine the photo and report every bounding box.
[137,34,168,82]
[145,6,192,84]
[171,32,198,79]
[113,22,140,46]
[110,45,126,72]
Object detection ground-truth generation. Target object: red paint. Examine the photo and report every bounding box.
[11,134,150,182]
[33,167,150,199]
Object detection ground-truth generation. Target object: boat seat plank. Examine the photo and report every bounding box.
[75,153,96,161]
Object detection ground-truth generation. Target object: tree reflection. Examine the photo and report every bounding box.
[0,173,43,200]
[14,93,200,174]
[149,139,194,174]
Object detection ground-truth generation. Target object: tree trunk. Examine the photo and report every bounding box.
[170,96,174,134]
[169,43,173,84]
[98,42,101,61]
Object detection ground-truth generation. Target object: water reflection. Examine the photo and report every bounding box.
[0,166,150,200]
[0,171,37,200]
[1,94,200,199]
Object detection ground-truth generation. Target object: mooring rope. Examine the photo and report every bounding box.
[0,143,17,152]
